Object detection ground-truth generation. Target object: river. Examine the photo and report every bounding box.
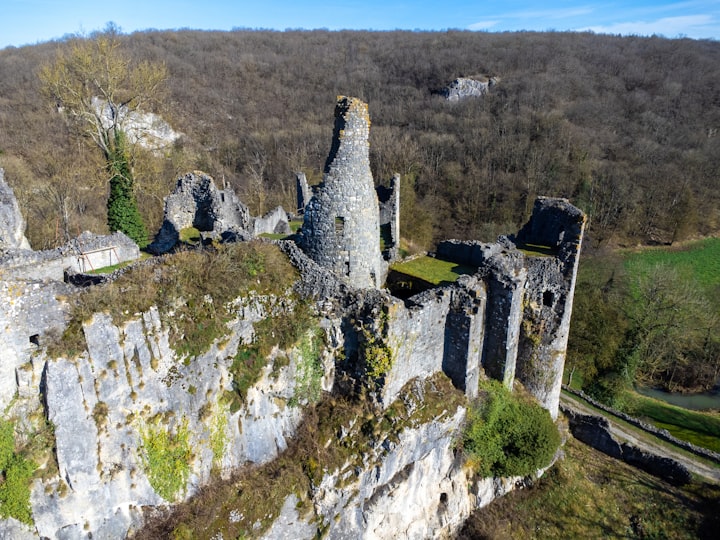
[637,386,720,411]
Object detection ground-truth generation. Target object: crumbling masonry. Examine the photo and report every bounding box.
[296,96,586,418]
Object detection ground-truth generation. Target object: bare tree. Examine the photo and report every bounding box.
[39,34,168,245]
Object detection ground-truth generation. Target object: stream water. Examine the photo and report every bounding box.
[637,386,720,411]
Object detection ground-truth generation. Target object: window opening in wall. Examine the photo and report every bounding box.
[543,290,554,307]
[335,216,345,236]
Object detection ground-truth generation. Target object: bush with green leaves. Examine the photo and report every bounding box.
[463,380,560,478]
[140,416,192,502]
[0,420,35,525]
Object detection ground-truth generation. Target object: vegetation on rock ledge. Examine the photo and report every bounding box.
[49,241,299,360]
[463,380,560,478]
[0,420,36,525]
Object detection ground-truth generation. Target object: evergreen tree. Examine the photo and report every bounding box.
[106,131,147,246]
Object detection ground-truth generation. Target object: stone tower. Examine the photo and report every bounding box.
[298,97,386,289]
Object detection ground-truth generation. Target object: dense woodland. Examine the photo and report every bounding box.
[1,29,719,250]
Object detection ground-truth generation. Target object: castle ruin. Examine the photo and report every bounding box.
[297,97,388,289]
[292,96,586,417]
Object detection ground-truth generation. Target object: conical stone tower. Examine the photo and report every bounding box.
[298,97,386,289]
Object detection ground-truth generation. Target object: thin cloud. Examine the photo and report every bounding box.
[467,20,501,30]
[511,6,596,19]
[580,14,718,38]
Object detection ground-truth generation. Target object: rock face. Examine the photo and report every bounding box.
[92,97,181,151]
[441,77,498,101]
[298,97,387,289]
[0,168,31,250]
[148,171,252,253]
[28,296,320,538]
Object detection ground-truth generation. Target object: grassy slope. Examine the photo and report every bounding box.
[459,436,720,539]
[622,237,720,293]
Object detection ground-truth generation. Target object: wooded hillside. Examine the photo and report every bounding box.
[1,29,718,249]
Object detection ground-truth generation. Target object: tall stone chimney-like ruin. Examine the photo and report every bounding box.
[297,97,386,289]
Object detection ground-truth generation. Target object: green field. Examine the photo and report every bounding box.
[622,237,720,293]
[390,256,476,285]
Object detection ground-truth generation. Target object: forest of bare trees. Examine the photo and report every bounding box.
[0,29,718,250]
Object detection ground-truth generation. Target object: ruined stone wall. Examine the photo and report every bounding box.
[0,231,139,282]
[480,256,527,389]
[149,171,251,254]
[295,172,311,214]
[376,174,400,262]
[252,205,291,236]
[432,197,586,418]
[514,197,586,417]
[297,97,386,289]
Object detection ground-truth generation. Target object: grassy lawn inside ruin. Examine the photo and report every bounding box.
[390,256,476,285]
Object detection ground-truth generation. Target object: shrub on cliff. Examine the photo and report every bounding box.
[464,380,560,478]
[0,420,35,525]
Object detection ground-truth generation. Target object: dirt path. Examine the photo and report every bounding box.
[560,393,720,483]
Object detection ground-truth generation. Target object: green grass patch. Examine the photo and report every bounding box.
[390,256,475,286]
[516,242,557,257]
[624,392,720,453]
[623,237,720,294]
[0,419,36,525]
[179,226,201,244]
[139,416,193,502]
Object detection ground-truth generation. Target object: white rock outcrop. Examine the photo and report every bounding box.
[0,168,31,250]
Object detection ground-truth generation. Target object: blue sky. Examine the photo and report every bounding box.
[2,0,719,49]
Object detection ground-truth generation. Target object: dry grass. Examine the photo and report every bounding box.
[458,435,720,539]
[48,241,300,359]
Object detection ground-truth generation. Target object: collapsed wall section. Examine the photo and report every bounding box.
[297,97,386,289]
[376,173,400,262]
[149,171,251,254]
[515,197,586,417]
